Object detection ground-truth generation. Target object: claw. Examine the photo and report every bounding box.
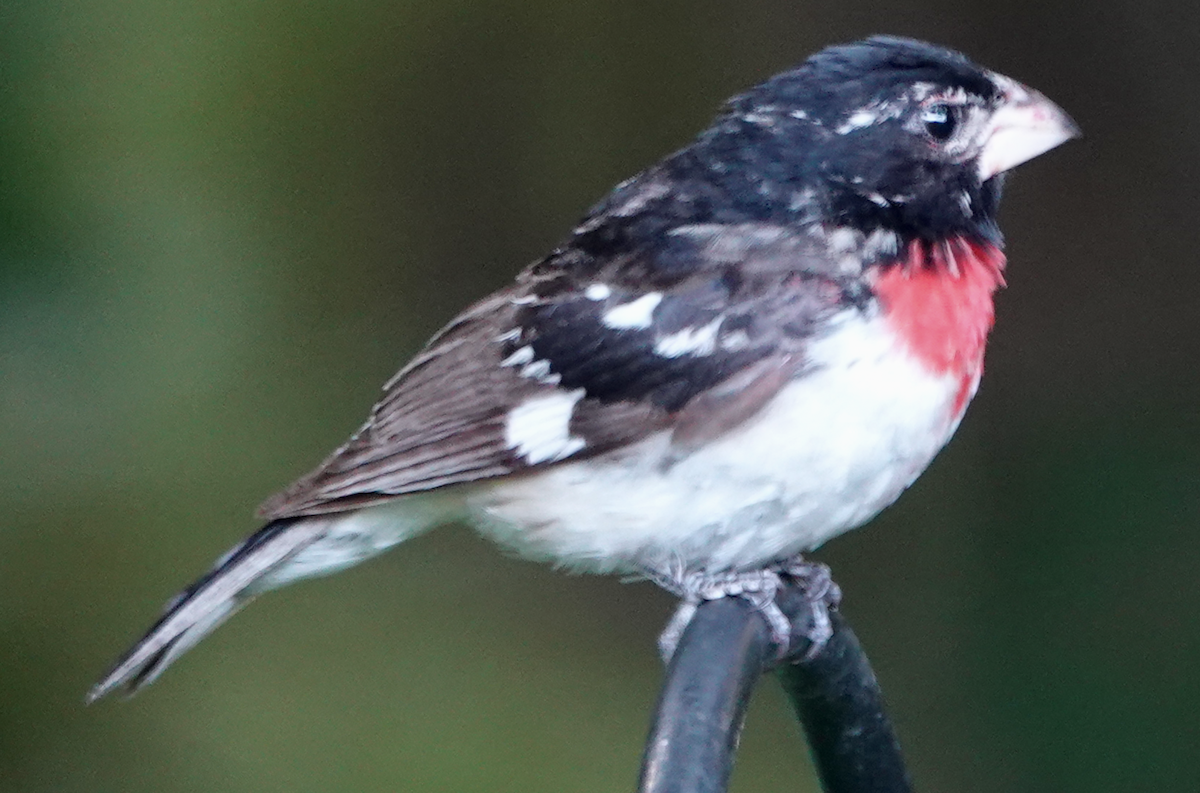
[657,601,697,661]
[652,559,842,664]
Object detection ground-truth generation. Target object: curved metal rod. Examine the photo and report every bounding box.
[637,579,910,793]
[778,611,912,793]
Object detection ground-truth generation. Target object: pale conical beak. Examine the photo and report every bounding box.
[978,75,1080,181]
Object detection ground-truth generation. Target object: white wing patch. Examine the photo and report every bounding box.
[584,283,612,301]
[520,358,560,385]
[501,345,562,385]
[500,346,535,366]
[602,293,662,330]
[505,389,587,464]
[654,317,723,358]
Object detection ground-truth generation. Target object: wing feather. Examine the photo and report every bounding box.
[259,219,855,520]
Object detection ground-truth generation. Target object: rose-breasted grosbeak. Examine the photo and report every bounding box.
[90,36,1077,700]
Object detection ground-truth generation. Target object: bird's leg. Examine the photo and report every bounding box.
[651,559,841,663]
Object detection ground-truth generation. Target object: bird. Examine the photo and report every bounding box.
[89,35,1077,701]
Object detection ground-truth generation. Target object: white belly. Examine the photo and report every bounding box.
[469,312,970,575]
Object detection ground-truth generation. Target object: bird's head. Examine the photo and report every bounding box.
[703,36,1079,247]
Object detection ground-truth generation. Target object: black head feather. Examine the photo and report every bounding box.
[575,37,1012,256]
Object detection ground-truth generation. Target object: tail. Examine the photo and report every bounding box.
[88,518,328,702]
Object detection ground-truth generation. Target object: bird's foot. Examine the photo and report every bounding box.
[651,559,841,664]
[776,559,841,661]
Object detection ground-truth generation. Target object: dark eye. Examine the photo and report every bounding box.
[921,104,958,141]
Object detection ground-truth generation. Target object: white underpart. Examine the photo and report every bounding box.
[602,293,663,330]
[504,389,586,464]
[472,310,967,575]
[256,495,458,589]
[655,318,723,358]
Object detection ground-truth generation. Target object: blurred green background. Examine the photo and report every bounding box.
[2,1,1197,791]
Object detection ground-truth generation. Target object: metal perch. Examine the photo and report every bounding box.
[638,577,911,793]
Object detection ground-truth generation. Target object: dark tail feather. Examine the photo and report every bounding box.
[88,518,327,702]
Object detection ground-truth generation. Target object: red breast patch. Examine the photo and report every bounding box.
[872,237,1006,384]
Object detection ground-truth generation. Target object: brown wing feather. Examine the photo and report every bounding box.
[258,291,672,519]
